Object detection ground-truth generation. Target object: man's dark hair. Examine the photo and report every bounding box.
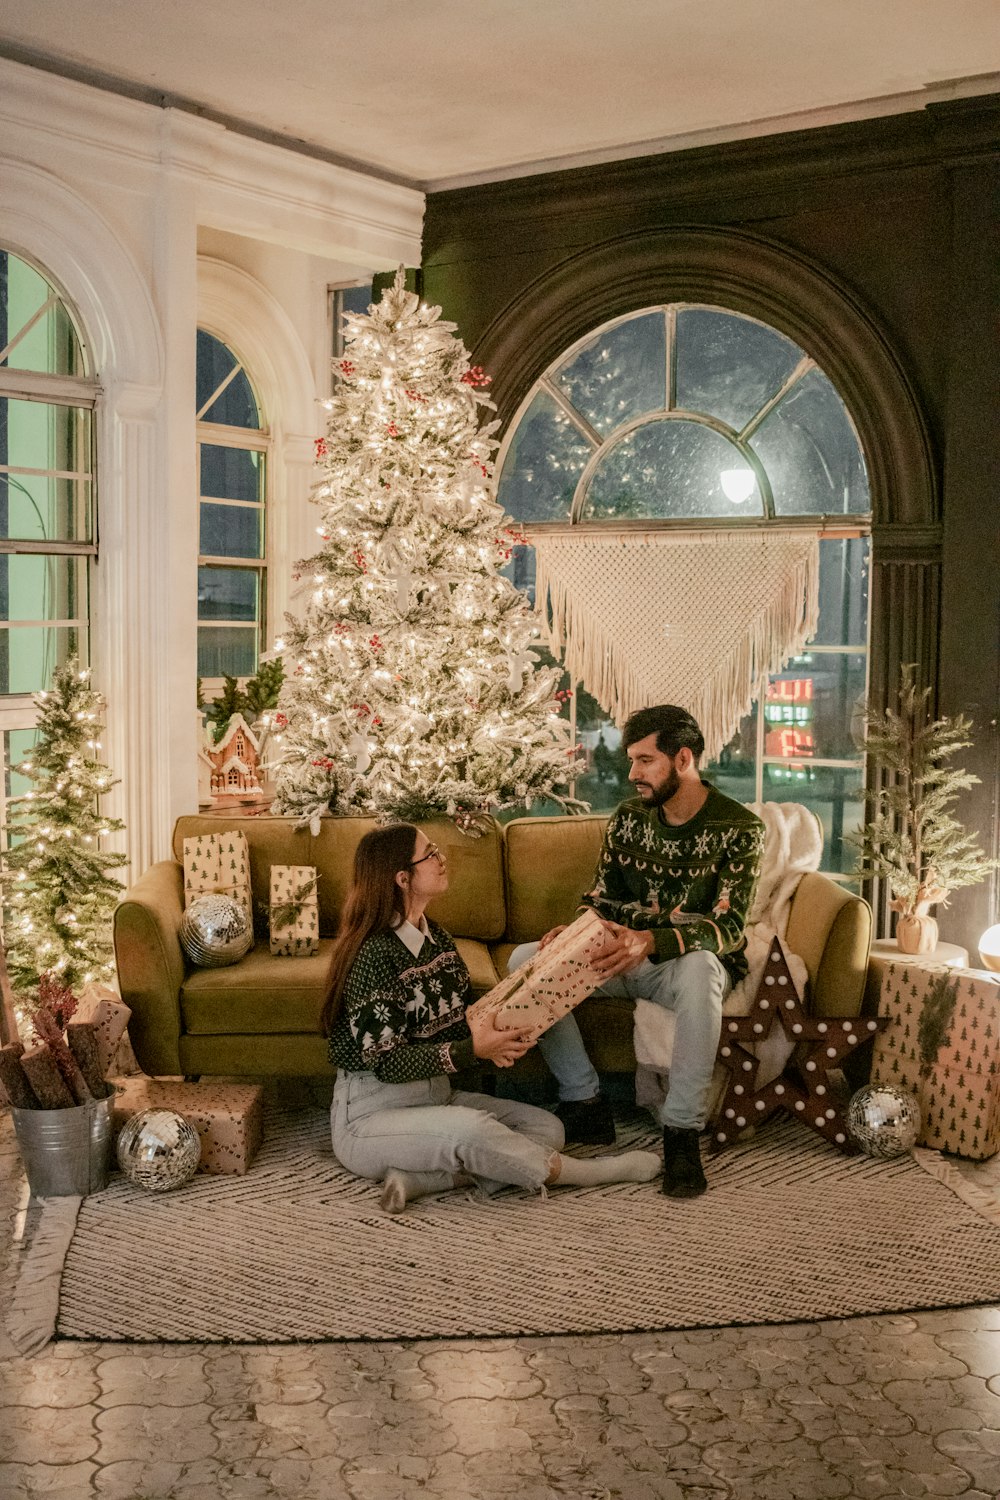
[621,705,705,763]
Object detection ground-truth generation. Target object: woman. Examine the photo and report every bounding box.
[325,823,660,1213]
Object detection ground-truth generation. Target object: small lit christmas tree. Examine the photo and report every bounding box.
[268,270,583,827]
[1,658,127,1018]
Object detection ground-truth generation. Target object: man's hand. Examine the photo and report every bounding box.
[590,922,654,979]
[538,925,567,950]
[467,1008,535,1068]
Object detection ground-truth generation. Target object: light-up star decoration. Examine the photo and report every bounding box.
[711,936,884,1154]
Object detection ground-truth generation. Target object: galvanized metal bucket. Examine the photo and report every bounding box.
[11,1096,112,1197]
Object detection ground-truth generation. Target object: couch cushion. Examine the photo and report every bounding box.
[453,937,502,997]
[181,939,333,1035]
[502,814,608,944]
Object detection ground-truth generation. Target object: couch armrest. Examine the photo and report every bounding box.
[113,860,186,1076]
[785,871,872,1019]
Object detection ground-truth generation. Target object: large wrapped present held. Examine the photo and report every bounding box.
[871,959,1000,1160]
[111,1077,264,1175]
[268,864,320,957]
[467,909,612,1042]
[182,830,253,925]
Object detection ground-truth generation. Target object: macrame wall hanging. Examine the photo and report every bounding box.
[533,529,820,763]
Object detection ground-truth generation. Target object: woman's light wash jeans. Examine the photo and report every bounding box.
[331,1070,565,1193]
[508,942,730,1130]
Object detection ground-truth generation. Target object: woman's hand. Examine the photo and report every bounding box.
[467,1007,534,1068]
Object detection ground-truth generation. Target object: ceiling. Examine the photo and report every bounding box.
[3,0,999,191]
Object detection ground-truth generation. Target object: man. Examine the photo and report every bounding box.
[530,704,764,1198]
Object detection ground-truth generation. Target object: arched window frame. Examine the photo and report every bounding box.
[195,327,271,689]
[0,246,97,834]
[495,300,873,880]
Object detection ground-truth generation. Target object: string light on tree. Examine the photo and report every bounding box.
[268,269,585,829]
[0,658,127,1031]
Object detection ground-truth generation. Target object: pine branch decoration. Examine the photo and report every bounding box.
[917,970,959,1077]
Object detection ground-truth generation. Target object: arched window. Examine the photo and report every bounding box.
[497,304,871,878]
[196,329,269,683]
[0,247,95,818]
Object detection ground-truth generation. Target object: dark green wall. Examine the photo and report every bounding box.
[423,96,1000,953]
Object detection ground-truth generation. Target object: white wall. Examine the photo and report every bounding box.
[0,58,424,876]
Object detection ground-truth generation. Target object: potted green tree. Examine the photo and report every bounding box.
[855,665,996,954]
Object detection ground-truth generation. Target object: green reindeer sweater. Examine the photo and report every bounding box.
[580,784,765,982]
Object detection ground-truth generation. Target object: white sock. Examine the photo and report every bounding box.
[379,1168,454,1214]
[551,1151,660,1188]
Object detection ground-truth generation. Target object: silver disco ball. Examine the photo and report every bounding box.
[846,1084,921,1159]
[180,892,253,967]
[117,1108,201,1191]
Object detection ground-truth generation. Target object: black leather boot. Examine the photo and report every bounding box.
[555,1094,616,1146]
[662,1125,707,1197]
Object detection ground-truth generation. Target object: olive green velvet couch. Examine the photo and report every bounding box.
[113,812,872,1082]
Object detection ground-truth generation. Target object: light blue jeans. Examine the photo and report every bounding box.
[331,1070,565,1193]
[508,942,731,1130]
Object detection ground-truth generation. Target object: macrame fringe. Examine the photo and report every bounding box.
[6,1195,82,1356]
[535,532,819,762]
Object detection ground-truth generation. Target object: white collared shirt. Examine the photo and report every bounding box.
[392,915,430,958]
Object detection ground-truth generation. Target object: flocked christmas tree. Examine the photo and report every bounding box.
[0,658,127,1016]
[268,269,583,827]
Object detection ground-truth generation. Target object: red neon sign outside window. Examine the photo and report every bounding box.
[765,727,815,759]
[766,677,814,704]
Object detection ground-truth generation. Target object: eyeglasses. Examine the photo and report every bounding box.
[409,843,444,868]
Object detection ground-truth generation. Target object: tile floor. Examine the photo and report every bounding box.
[3,1095,1000,1500]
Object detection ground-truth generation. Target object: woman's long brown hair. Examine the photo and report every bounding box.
[320,823,419,1036]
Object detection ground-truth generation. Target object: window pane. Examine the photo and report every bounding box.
[198,567,259,622]
[750,368,869,516]
[705,706,758,803]
[496,390,593,523]
[584,419,761,520]
[574,690,630,812]
[0,253,82,377]
[0,398,92,476]
[814,536,869,647]
[675,309,801,431]
[765,652,866,761]
[200,444,263,504]
[761,765,864,877]
[200,502,262,560]
[0,553,86,622]
[198,625,258,679]
[554,313,666,436]
[0,625,84,695]
[0,472,93,544]
[196,330,260,429]
[500,544,537,608]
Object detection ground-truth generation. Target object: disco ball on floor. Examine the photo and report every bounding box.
[180,892,253,967]
[117,1109,201,1192]
[846,1084,921,1158]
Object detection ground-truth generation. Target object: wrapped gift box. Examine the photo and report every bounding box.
[269,864,320,957]
[182,831,253,925]
[871,958,1000,1159]
[111,1077,264,1175]
[467,909,611,1042]
[75,985,132,1078]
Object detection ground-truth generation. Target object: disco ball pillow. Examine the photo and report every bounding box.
[180,892,253,968]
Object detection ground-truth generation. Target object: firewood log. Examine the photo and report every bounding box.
[66,1022,110,1099]
[19,1047,76,1109]
[0,1044,37,1108]
[31,1008,92,1104]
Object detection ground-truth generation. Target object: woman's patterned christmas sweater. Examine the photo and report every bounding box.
[580,783,765,982]
[328,919,477,1081]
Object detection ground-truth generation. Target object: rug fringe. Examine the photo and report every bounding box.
[6,1196,82,1356]
[912,1147,1000,1227]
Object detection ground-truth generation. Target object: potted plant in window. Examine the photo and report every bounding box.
[855,665,997,954]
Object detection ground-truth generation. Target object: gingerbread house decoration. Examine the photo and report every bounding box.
[205,714,264,801]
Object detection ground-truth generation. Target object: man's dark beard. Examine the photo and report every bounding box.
[637,766,680,806]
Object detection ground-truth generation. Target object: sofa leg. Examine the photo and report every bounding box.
[184,1074,201,1083]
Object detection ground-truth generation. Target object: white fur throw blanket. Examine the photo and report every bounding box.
[633,801,823,1114]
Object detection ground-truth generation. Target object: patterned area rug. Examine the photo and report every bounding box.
[17,1106,1000,1346]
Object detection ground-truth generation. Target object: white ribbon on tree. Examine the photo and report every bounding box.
[533,529,820,762]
